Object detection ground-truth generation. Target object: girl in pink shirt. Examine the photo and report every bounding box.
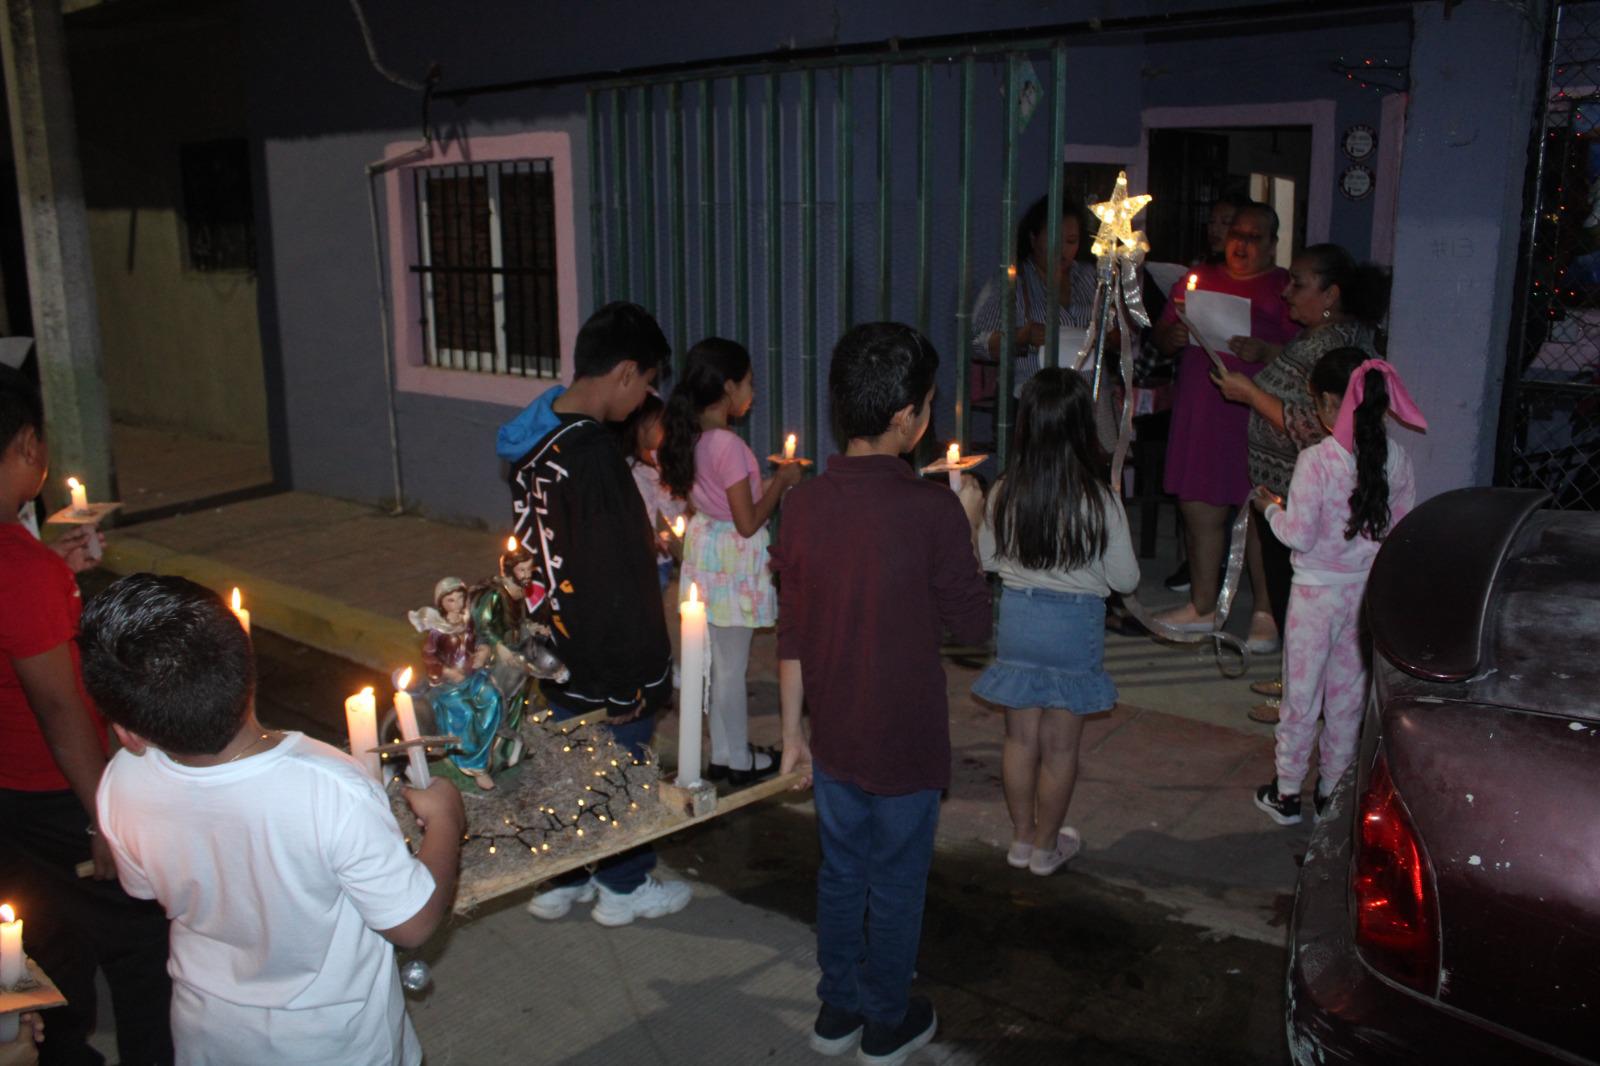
[1251,348,1426,826]
[658,339,802,783]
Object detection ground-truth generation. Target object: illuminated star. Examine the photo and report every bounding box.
[1090,170,1153,258]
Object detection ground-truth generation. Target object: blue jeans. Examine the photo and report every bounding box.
[546,699,657,894]
[812,763,941,1026]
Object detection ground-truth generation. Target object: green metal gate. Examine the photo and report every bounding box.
[584,43,1082,467]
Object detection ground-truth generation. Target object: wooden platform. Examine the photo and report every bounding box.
[453,772,802,914]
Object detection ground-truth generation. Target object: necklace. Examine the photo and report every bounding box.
[226,730,281,764]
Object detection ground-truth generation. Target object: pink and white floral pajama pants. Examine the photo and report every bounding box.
[1275,580,1368,796]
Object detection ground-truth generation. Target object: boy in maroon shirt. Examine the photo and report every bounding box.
[772,324,989,1064]
[0,366,173,1064]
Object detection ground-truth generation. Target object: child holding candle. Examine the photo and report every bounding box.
[0,366,174,1064]
[81,574,466,1066]
[1251,350,1423,826]
[772,324,990,1063]
[657,338,802,785]
[615,392,686,591]
[497,302,693,926]
[971,369,1141,875]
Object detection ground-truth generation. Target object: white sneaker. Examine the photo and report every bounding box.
[525,879,596,920]
[590,876,692,927]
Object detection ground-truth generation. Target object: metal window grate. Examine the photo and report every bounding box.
[411,159,560,378]
[1502,0,1600,509]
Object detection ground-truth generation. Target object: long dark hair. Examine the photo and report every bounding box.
[1300,243,1391,326]
[991,369,1111,570]
[657,337,752,499]
[614,392,665,465]
[1014,193,1093,269]
[1310,347,1392,541]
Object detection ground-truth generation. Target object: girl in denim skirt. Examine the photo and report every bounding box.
[974,369,1141,875]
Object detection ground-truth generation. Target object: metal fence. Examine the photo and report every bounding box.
[1500,0,1600,508]
[584,44,1084,466]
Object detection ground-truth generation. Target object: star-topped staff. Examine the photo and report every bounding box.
[1076,171,1154,409]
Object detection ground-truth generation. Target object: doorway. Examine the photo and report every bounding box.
[1145,126,1312,266]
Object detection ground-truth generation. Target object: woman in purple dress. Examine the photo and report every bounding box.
[1149,202,1297,647]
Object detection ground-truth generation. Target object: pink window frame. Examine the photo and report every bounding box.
[383,132,580,408]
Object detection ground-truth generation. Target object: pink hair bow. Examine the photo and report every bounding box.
[1332,359,1428,452]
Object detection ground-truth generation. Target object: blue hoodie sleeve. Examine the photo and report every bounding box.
[495,385,567,464]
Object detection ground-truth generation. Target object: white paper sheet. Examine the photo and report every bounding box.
[1144,261,1189,296]
[1185,289,1251,350]
[1054,327,1089,370]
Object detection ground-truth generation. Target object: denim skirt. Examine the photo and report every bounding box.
[972,586,1117,714]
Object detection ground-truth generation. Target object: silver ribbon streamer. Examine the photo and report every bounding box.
[1089,256,1251,678]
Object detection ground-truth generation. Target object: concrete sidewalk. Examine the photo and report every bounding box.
[106,489,1303,947]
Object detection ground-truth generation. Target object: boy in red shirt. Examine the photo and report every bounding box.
[773,325,989,1064]
[0,366,173,1064]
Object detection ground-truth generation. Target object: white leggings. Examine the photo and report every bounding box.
[707,623,755,769]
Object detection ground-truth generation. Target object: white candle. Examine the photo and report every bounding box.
[783,433,797,461]
[0,904,23,988]
[392,668,430,788]
[344,686,382,783]
[945,442,962,493]
[677,582,707,787]
[67,477,88,514]
[230,588,250,635]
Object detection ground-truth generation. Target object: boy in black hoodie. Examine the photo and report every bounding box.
[497,302,691,927]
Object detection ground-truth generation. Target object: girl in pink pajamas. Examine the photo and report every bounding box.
[1250,348,1427,826]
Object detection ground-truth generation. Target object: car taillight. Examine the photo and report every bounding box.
[1351,749,1440,994]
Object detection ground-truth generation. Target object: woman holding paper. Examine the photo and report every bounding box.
[971,195,1099,402]
[1211,243,1385,719]
[1149,202,1296,646]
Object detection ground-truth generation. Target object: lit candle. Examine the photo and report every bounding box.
[392,668,430,788]
[783,433,797,461]
[230,588,250,635]
[671,515,686,538]
[505,535,518,553]
[1186,273,1198,293]
[945,442,962,493]
[344,686,382,783]
[67,477,88,514]
[677,583,707,787]
[0,904,22,988]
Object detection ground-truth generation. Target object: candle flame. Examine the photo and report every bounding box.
[398,666,414,689]
[505,535,518,552]
[687,582,700,604]
[67,477,80,491]
[1186,273,1198,292]
[231,587,242,612]
[672,515,685,537]
[946,441,961,465]
[0,904,13,923]
[1006,265,1017,279]
[784,432,797,458]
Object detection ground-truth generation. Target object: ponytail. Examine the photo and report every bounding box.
[1346,368,1392,541]
[1310,347,1394,541]
[655,337,752,500]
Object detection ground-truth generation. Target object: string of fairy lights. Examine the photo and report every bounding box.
[400,709,658,859]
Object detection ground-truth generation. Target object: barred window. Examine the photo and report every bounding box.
[413,160,560,378]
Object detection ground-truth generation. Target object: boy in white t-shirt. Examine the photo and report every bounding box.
[80,574,466,1066]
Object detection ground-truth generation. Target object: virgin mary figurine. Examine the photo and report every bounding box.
[408,576,504,790]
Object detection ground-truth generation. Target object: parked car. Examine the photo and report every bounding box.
[1287,487,1600,1065]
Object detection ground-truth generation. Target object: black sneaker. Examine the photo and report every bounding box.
[858,996,937,1065]
[1254,783,1302,826]
[810,1002,864,1056]
[1164,561,1191,592]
